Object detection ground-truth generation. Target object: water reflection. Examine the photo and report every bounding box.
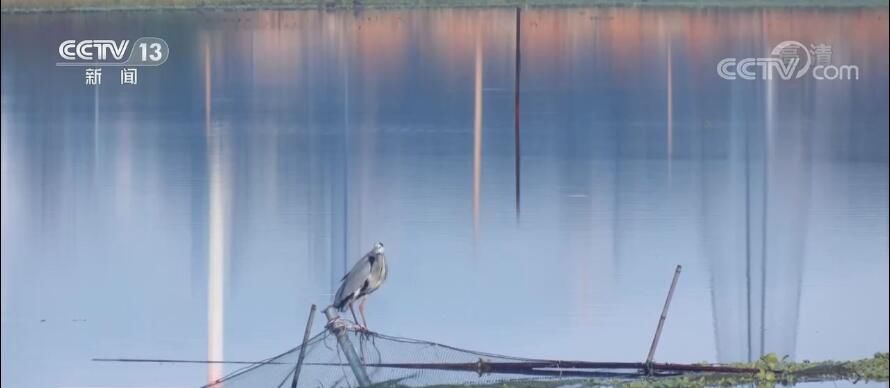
[204,36,226,384]
[473,28,484,238]
[0,7,887,388]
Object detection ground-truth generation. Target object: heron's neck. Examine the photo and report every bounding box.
[378,254,387,277]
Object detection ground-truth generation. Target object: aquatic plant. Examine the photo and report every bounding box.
[615,352,889,388]
[403,352,889,387]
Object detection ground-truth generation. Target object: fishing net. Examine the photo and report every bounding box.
[197,313,886,388]
[202,322,646,388]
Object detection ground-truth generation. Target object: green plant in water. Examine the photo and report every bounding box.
[380,352,889,387]
[619,352,889,388]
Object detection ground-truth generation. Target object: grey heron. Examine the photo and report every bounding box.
[333,242,387,330]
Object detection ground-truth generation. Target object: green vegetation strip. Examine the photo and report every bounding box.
[380,352,889,388]
[606,352,888,387]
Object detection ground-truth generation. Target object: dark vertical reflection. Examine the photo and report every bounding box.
[473,28,484,239]
[337,13,351,292]
[666,41,673,169]
[514,7,522,220]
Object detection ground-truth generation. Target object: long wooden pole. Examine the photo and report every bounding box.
[291,304,317,388]
[646,265,682,367]
[93,358,765,375]
[323,306,371,386]
[513,6,522,218]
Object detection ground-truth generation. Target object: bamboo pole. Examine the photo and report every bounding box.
[513,6,522,218]
[323,306,371,386]
[646,265,682,369]
[291,304,317,388]
[298,360,761,376]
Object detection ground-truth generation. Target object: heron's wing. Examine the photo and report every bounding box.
[334,254,372,305]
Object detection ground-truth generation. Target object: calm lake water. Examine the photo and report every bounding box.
[1,7,888,388]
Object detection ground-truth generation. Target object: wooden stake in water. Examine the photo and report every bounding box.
[513,6,522,219]
[646,265,682,368]
[291,304,317,388]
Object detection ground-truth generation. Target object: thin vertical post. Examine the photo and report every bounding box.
[513,6,522,218]
[646,265,682,367]
[291,304,317,388]
[323,306,371,386]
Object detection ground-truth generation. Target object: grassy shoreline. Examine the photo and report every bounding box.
[2,0,888,14]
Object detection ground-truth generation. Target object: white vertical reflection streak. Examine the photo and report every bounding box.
[473,31,484,239]
[761,42,774,358]
[1,90,8,321]
[205,39,225,384]
[94,82,100,178]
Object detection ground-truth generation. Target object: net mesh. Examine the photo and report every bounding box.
[203,324,645,388]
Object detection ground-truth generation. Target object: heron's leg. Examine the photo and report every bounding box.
[358,299,368,330]
[349,304,359,325]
